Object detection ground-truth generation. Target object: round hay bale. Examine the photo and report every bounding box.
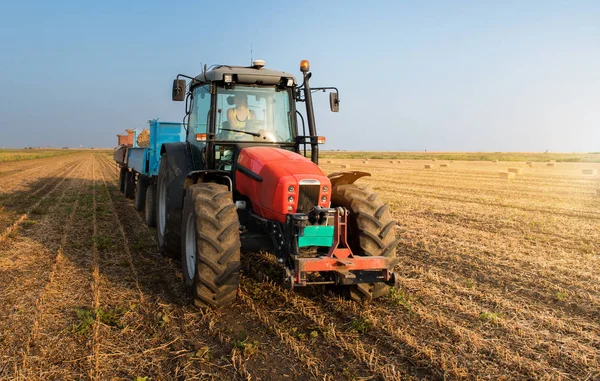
[326,160,333,164]
[341,164,350,169]
[424,164,432,169]
[508,168,523,175]
[440,163,449,168]
[547,162,556,167]
[136,129,150,148]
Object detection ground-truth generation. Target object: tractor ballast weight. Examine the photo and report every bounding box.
[157,60,398,307]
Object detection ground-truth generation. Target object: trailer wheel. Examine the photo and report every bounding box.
[330,184,399,302]
[135,175,149,212]
[145,183,156,227]
[124,171,135,199]
[119,167,127,193]
[156,154,184,258]
[181,183,240,309]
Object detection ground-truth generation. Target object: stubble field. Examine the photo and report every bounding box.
[0,151,599,380]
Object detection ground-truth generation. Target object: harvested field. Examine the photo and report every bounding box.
[1,152,599,380]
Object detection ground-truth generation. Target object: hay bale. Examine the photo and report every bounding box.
[492,160,498,163]
[547,162,556,167]
[508,168,522,174]
[389,160,395,163]
[582,169,597,175]
[326,160,333,164]
[440,163,449,168]
[432,159,437,162]
[396,160,402,164]
[526,161,535,167]
[362,160,368,164]
[136,129,150,148]
[341,164,350,169]
[424,164,432,169]
[499,171,516,179]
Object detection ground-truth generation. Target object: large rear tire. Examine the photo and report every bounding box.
[145,183,156,227]
[181,183,241,309]
[135,175,149,212]
[156,154,185,259]
[330,183,399,302]
[124,171,135,199]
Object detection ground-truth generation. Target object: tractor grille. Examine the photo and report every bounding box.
[298,184,320,213]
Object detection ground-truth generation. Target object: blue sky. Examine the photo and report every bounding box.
[0,0,598,151]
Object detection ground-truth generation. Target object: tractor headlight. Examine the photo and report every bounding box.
[322,186,328,193]
[288,185,295,192]
[223,74,233,84]
[288,196,294,202]
[321,196,327,202]
[287,205,294,212]
[286,78,294,87]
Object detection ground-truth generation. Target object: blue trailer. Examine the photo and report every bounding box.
[114,119,186,226]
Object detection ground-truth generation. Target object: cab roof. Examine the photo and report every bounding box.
[192,65,297,86]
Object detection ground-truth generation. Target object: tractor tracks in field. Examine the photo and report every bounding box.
[17,156,92,378]
[0,157,89,379]
[377,184,600,221]
[0,160,81,245]
[241,252,436,381]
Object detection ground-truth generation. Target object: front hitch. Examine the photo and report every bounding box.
[289,207,396,287]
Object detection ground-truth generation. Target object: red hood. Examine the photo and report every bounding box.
[235,147,331,222]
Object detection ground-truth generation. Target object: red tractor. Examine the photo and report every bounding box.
[156,59,398,308]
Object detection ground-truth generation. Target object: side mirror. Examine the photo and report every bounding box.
[329,92,340,112]
[172,79,187,101]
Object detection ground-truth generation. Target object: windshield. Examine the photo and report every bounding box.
[215,86,294,143]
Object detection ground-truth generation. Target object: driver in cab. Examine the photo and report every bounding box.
[227,94,256,131]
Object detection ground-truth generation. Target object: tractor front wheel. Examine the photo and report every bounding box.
[330,183,399,302]
[181,183,241,309]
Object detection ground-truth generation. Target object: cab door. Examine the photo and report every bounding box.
[187,84,212,170]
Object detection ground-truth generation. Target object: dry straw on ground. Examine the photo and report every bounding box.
[440,164,449,168]
[2,151,600,380]
[499,171,516,179]
[582,169,597,175]
[547,162,556,167]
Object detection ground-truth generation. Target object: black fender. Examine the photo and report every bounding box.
[184,170,232,191]
[160,142,192,196]
[157,142,192,257]
[327,171,371,187]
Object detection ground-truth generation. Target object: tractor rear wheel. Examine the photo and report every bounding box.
[135,175,149,212]
[124,171,135,199]
[156,154,185,259]
[330,183,399,302]
[119,167,127,193]
[145,183,156,227]
[181,183,241,309]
